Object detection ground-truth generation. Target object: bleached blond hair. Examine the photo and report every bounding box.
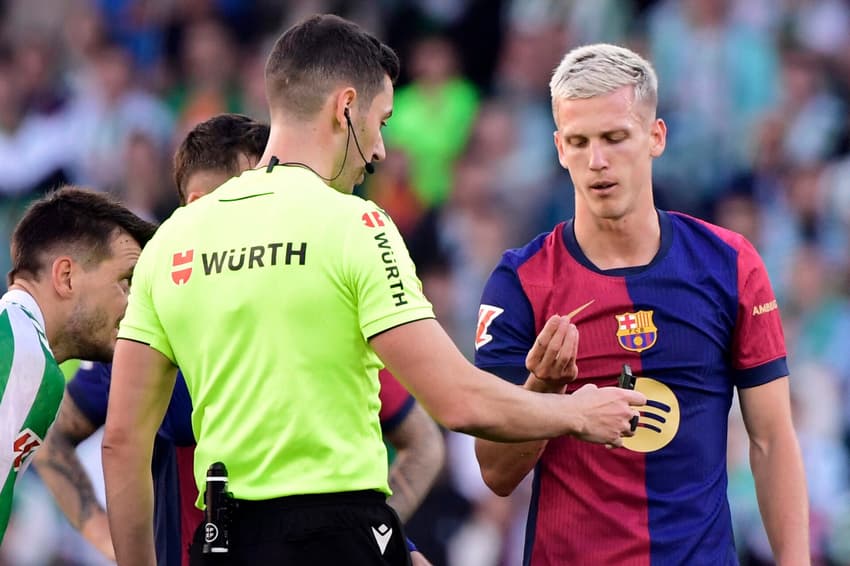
[549,43,658,115]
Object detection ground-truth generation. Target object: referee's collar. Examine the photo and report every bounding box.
[2,289,47,333]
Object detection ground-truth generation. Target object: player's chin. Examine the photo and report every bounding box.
[80,341,116,364]
[590,201,628,221]
[108,324,121,344]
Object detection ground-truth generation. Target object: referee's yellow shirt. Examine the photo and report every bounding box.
[119,166,434,503]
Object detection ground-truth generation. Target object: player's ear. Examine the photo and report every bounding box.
[649,118,666,158]
[51,256,74,298]
[553,130,569,170]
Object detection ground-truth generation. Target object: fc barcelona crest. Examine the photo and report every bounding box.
[615,310,657,353]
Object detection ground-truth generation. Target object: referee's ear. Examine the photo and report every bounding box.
[333,86,357,129]
[185,192,206,205]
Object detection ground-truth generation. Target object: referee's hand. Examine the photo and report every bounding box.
[571,384,645,447]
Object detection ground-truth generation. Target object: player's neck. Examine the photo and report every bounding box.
[573,207,661,271]
[8,280,68,361]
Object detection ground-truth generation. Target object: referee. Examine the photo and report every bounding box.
[103,14,644,566]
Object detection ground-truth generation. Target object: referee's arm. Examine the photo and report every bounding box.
[371,318,643,443]
[103,339,178,566]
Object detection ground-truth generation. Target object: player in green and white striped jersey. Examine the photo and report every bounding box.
[0,288,66,538]
[0,187,155,540]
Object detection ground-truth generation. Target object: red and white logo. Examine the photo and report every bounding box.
[475,305,504,350]
[13,429,42,471]
[361,210,386,228]
[171,250,194,285]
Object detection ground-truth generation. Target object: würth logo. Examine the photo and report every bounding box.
[13,429,42,471]
[374,232,407,307]
[172,250,194,285]
[201,243,307,275]
[362,210,386,228]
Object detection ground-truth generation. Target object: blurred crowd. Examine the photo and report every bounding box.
[2,0,850,564]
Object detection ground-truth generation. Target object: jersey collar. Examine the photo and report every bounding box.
[2,289,48,336]
[562,209,673,277]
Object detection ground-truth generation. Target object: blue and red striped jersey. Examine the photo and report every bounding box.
[379,369,416,433]
[474,211,787,566]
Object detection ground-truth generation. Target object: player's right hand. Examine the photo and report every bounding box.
[526,314,579,391]
[570,383,646,447]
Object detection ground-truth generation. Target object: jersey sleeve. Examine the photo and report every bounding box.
[731,237,788,388]
[378,369,415,433]
[473,256,536,385]
[117,233,176,363]
[66,362,112,428]
[157,371,195,446]
[342,201,434,339]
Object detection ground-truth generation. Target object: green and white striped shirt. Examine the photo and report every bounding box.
[0,290,65,540]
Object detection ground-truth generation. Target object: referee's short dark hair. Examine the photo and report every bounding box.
[8,187,157,286]
[265,14,400,119]
[173,113,270,205]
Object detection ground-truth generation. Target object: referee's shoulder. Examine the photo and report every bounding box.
[321,189,388,223]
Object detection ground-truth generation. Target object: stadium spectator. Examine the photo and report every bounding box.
[647,0,779,214]
[384,34,479,208]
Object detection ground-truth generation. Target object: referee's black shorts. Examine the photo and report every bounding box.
[188,490,412,566]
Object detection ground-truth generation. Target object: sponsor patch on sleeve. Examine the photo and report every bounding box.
[475,305,504,349]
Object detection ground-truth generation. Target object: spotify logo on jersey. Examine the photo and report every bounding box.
[622,377,680,453]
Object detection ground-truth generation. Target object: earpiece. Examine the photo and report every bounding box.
[344,107,375,175]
